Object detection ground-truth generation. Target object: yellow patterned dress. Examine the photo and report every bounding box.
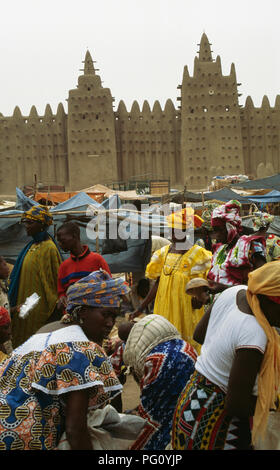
[145,244,212,351]
[11,239,61,348]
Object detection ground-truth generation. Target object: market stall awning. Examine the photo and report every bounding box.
[246,190,280,203]
[232,174,280,191]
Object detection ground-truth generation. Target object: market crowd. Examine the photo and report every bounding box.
[0,200,280,450]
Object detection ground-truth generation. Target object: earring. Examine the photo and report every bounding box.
[79,318,84,325]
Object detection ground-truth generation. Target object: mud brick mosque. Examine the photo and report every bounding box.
[1,33,279,194]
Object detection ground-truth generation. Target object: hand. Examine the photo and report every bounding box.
[10,304,22,315]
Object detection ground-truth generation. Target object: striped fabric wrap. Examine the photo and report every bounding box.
[123,314,181,380]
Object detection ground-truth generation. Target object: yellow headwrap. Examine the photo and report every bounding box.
[246,262,280,445]
[166,207,203,230]
[22,205,53,227]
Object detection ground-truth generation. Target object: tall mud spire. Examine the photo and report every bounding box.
[198,33,213,62]
[83,50,95,75]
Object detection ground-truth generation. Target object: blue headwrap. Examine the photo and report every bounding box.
[64,270,130,320]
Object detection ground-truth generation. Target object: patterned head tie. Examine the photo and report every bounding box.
[201,203,219,231]
[22,205,53,227]
[252,211,274,230]
[62,269,130,323]
[211,199,242,244]
[0,307,10,327]
[166,207,203,230]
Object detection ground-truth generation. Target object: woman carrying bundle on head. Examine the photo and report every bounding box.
[123,314,197,450]
[252,211,280,262]
[207,200,267,294]
[130,207,212,351]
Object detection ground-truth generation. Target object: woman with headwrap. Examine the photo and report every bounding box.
[172,262,280,450]
[195,203,219,252]
[8,205,62,347]
[0,269,130,450]
[130,207,212,351]
[252,211,280,262]
[122,314,197,450]
[207,200,267,293]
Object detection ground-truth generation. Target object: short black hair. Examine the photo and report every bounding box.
[57,221,80,238]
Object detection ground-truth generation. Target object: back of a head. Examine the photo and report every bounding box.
[118,321,135,342]
[57,221,80,239]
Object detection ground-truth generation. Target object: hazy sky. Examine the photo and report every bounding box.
[0,0,279,116]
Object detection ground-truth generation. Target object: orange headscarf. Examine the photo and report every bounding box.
[246,262,280,445]
[166,207,203,230]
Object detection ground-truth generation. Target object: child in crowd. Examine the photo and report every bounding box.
[185,278,211,307]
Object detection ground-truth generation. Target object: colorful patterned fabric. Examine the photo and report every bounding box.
[110,342,126,378]
[166,207,203,230]
[266,234,280,262]
[172,371,252,450]
[252,212,274,230]
[145,245,212,351]
[130,339,197,450]
[208,234,266,287]
[211,200,242,244]
[64,270,130,319]
[0,325,121,450]
[22,205,53,227]
[201,203,219,231]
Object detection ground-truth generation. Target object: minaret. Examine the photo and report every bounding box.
[179,34,244,190]
[83,50,95,75]
[67,51,118,190]
[198,33,213,62]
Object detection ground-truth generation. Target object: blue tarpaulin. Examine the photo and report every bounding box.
[0,188,170,272]
[247,190,280,203]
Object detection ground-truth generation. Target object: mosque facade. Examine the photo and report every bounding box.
[0,33,279,194]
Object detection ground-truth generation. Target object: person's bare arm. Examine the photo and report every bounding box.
[64,389,92,450]
[225,348,264,419]
[129,278,159,319]
[193,304,213,345]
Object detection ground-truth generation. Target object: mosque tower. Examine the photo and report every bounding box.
[178,33,245,189]
[67,51,118,190]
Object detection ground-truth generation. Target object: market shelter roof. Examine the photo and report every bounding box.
[203,187,252,204]
[246,190,280,203]
[232,174,280,191]
[79,184,149,200]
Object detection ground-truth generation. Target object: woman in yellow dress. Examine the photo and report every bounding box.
[130,208,212,351]
[8,205,62,347]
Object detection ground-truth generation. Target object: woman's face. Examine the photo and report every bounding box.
[23,219,44,237]
[79,306,117,344]
[213,224,228,244]
[0,257,9,280]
